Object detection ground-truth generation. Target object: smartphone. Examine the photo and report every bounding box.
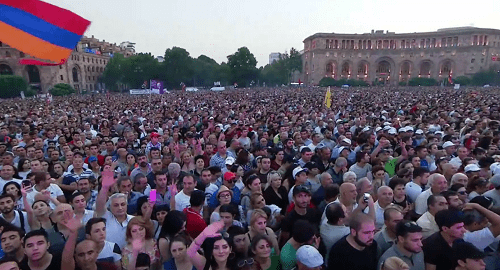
[363,193,371,203]
[22,180,31,188]
[149,189,157,203]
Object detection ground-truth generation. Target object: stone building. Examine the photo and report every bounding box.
[302,27,500,86]
[0,35,135,93]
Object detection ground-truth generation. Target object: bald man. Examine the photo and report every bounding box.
[63,236,119,270]
[365,186,394,229]
[47,203,86,254]
[415,173,449,215]
[323,182,375,223]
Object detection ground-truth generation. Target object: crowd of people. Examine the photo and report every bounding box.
[0,85,498,270]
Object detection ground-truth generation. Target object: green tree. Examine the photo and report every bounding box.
[453,76,471,86]
[227,47,258,87]
[101,53,126,92]
[472,69,497,86]
[50,83,75,96]
[192,55,220,87]
[163,47,194,89]
[0,75,28,98]
[408,77,437,86]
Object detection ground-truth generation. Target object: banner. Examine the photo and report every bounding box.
[150,80,164,94]
[129,89,150,95]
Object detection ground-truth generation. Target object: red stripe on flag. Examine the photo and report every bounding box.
[0,0,90,35]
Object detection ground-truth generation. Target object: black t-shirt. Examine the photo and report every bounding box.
[77,262,118,270]
[281,208,321,234]
[19,252,62,270]
[422,231,463,270]
[327,235,378,270]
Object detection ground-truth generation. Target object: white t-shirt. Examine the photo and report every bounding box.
[464,227,496,250]
[175,190,193,211]
[415,189,433,215]
[205,183,218,203]
[0,210,30,233]
[103,210,134,249]
[26,184,64,209]
[97,240,122,263]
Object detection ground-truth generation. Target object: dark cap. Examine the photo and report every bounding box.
[293,185,312,197]
[453,241,485,262]
[304,162,319,170]
[435,209,464,230]
[395,221,422,237]
[469,196,494,210]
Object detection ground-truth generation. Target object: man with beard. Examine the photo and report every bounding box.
[0,225,26,263]
[76,178,98,210]
[378,221,425,270]
[130,153,151,181]
[328,213,378,270]
[0,194,30,233]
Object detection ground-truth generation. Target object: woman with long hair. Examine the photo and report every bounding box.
[249,234,282,270]
[17,158,31,179]
[125,153,139,176]
[240,175,262,217]
[158,210,188,263]
[263,172,288,215]
[121,216,161,270]
[163,235,196,270]
[180,151,196,173]
[187,221,238,270]
[245,210,280,256]
[270,149,284,171]
[3,181,23,211]
[235,149,252,172]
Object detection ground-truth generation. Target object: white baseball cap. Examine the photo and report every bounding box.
[296,245,324,268]
[442,141,455,148]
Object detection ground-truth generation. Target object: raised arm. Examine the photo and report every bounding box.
[465,203,500,237]
[61,213,82,270]
[187,221,224,270]
[95,171,116,217]
[21,187,37,230]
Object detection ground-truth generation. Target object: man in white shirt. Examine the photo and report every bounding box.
[0,194,30,233]
[462,202,500,250]
[175,174,197,211]
[368,186,394,230]
[449,146,469,168]
[26,172,65,209]
[406,167,430,203]
[85,217,122,268]
[417,194,448,239]
[95,174,134,249]
[0,164,21,193]
[415,173,448,215]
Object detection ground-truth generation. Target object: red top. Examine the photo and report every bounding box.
[183,207,207,239]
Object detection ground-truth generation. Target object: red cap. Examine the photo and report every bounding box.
[223,172,236,181]
[150,132,160,138]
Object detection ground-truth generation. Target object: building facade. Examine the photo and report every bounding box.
[0,35,135,93]
[302,27,500,85]
[269,52,281,65]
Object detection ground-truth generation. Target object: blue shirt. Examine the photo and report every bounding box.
[127,192,146,215]
[208,185,241,208]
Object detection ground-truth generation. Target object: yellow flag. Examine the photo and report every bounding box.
[324,87,332,108]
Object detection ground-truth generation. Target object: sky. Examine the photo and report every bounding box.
[45,0,500,67]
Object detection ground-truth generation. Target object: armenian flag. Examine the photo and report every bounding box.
[0,0,90,64]
[448,74,453,85]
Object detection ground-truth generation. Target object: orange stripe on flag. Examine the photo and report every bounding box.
[0,21,72,63]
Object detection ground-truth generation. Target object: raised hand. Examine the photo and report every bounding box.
[64,212,82,233]
[169,183,178,196]
[202,221,224,238]
[101,171,116,189]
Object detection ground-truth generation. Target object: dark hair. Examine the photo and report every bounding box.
[348,213,374,231]
[202,235,235,270]
[388,178,406,191]
[292,220,315,243]
[0,224,25,239]
[153,204,170,220]
[244,174,260,189]
[355,151,368,163]
[440,190,459,202]
[435,209,464,231]
[190,190,205,207]
[136,253,151,268]
[0,194,15,202]
[194,155,204,163]
[219,204,238,217]
[23,230,49,246]
[17,158,30,172]
[0,257,19,268]
[249,234,273,257]
[136,196,150,216]
[395,220,422,238]
[325,202,345,225]
[85,217,106,235]
[69,192,85,204]
[427,194,445,207]
[413,167,429,179]
[160,210,186,239]
[2,181,21,198]
[227,225,247,237]
[325,184,340,201]
[450,183,465,192]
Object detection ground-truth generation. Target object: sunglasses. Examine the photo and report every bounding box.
[457,191,467,195]
[237,258,255,268]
